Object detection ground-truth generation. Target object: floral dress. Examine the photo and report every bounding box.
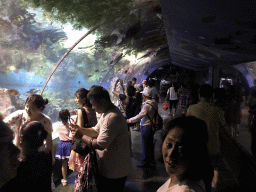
[177,88,190,115]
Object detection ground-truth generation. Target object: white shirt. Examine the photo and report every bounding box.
[167,87,178,100]
[157,178,206,192]
[4,110,52,149]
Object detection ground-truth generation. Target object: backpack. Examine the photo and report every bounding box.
[146,103,163,131]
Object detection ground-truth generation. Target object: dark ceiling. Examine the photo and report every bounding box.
[160,0,256,71]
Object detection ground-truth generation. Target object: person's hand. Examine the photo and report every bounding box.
[52,156,55,165]
[115,79,120,84]
[126,119,129,124]
[70,123,83,139]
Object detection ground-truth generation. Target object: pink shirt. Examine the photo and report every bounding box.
[57,123,72,141]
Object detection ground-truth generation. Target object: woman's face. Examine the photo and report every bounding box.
[162,126,191,178]
[0,140,20,187]
[75,95,85,106]
[25,101,41,118]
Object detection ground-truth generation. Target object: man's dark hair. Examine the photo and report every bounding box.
[87,85,111,103]
[199,84,213,99]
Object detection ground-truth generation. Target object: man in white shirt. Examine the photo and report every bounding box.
[71,85,132,192]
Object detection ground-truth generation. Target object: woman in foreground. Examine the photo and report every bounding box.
[158,116,213,192]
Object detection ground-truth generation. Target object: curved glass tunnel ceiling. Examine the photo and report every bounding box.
[0,0,256,123]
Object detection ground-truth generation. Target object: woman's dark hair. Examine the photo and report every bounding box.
[87,85,110,103]
[25,94,48,111]
[75,88,92,108]
[171,82,178,92]
[147,78,155,88]
[59,109,70,124]
[21,121,48,149]
[126,85,136,97]
[162,116,213,191]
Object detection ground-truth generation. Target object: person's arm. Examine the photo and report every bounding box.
[112,79,121,98]
[3,111,22,127]
[76,108,84,128]
[127,104,148,124]
[248,113,253,130]
[45,120,54,164]
[166,88,170,101]
[119,79,125,93]
[70,124,102,150]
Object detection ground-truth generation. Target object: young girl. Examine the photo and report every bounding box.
[1,121,52,191]
[55,109,72,186]
[69,88,97,172]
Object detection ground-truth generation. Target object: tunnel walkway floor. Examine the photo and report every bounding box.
[53,98,255,192]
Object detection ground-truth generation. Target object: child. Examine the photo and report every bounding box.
[55,109,72,186]
[68,88,97,172]
[1,121,52,191]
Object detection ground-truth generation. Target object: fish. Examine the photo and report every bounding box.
[78,81,81,84]
[95,70,99,72]
[24,89,39,96]
[33,89,39,93]
[88,75,92,78]
[5,89,20,96]
[8,66,16,71]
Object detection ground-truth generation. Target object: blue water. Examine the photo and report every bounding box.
[0,69,95,99]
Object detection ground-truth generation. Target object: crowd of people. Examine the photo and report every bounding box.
[165,81,245,139]
[0,76,254,192]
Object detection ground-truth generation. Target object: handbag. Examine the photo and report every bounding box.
[146,103,163,131]
[71,108,90,156]
[74,139,99,192]
[162,100,169,110]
